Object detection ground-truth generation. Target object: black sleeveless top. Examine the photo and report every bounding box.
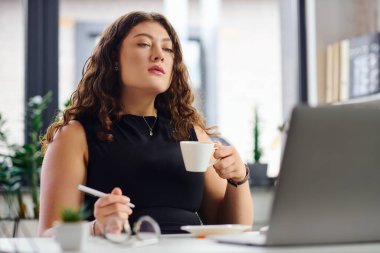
[76,112,204,234]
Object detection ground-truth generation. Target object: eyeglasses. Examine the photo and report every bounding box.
[103,215,161,246]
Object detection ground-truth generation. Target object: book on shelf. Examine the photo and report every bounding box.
[339,39,350,101]
[325,32,380,103]
[349,33,380,98]
[332,42,341,102]
[325,42,341,103]
[325,44,334,103]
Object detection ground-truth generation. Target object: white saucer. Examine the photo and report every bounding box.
[180,224,251,237]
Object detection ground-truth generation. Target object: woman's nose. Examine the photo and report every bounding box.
[150,46,164,62]
[152,55,164,62]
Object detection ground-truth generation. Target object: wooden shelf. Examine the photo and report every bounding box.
[306,0,380,107]
[333,93,380,106]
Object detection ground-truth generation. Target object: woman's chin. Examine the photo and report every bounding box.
[147,84,170,95]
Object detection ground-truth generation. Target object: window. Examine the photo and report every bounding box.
[0,0,25,145]
[58,0,282,176]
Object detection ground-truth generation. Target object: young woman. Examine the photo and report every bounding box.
[38,11,253,236]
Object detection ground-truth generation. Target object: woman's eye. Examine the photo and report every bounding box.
[138,43,150,48]
[163,48,174,53]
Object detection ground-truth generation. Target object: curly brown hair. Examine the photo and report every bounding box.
[41,11,215,154]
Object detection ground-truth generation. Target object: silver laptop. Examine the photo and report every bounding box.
[213,105,380,246]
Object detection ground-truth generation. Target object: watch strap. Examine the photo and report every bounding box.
[227,164,250,187]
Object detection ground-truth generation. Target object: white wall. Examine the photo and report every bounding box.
[0,0,24,145]
[218,0,282,176]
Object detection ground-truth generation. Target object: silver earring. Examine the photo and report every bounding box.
[114,64,119,71]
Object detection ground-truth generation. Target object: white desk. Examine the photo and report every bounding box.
[1,236,380,253]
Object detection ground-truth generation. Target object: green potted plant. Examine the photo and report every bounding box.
[55,207,89,251]
[0,111,27,221]
[253,108,263,163]
[0,92,51,220]
[0,161,23,219]
[0,114,18,218]
[248,108,269,187]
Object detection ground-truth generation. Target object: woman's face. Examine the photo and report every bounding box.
[118,21,175,95]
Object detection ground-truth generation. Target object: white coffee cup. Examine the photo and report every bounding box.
[180,141,217,172]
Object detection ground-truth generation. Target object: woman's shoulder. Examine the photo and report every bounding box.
[53,120,86,143]
[193,125,211,142]
[43,120,88,168]
[44,120,88,159]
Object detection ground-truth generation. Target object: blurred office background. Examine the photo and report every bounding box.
[0,0,282,176]
[0,0,284,229]
[2,0,379,233]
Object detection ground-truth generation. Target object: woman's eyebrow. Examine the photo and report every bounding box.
[133,33,172,42]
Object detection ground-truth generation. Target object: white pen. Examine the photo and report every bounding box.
[77,184,135,208]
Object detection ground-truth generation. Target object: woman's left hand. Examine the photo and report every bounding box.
[212,142,246,182]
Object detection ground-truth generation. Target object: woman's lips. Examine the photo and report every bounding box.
[148,66,165,76]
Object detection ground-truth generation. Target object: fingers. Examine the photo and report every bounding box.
[214,141,222,149]
[213,156,237,179]
[93,187,133,234]
[213,155,234,171]
[94,196,133,221]
[111,187,122,195]
[95,194,131,208]
[95,202,133,217]
[212,144,246,181]
[213,145,234,160]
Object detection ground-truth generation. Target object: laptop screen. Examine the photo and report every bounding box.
[266,105,380,245]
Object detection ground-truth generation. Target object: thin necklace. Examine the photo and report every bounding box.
[142,115,158,136]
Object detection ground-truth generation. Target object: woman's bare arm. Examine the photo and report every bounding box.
[195,126,254,225]
[38,121,88,236]
[39,120,134,237]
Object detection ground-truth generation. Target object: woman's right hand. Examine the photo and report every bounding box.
[93,187,133,235]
